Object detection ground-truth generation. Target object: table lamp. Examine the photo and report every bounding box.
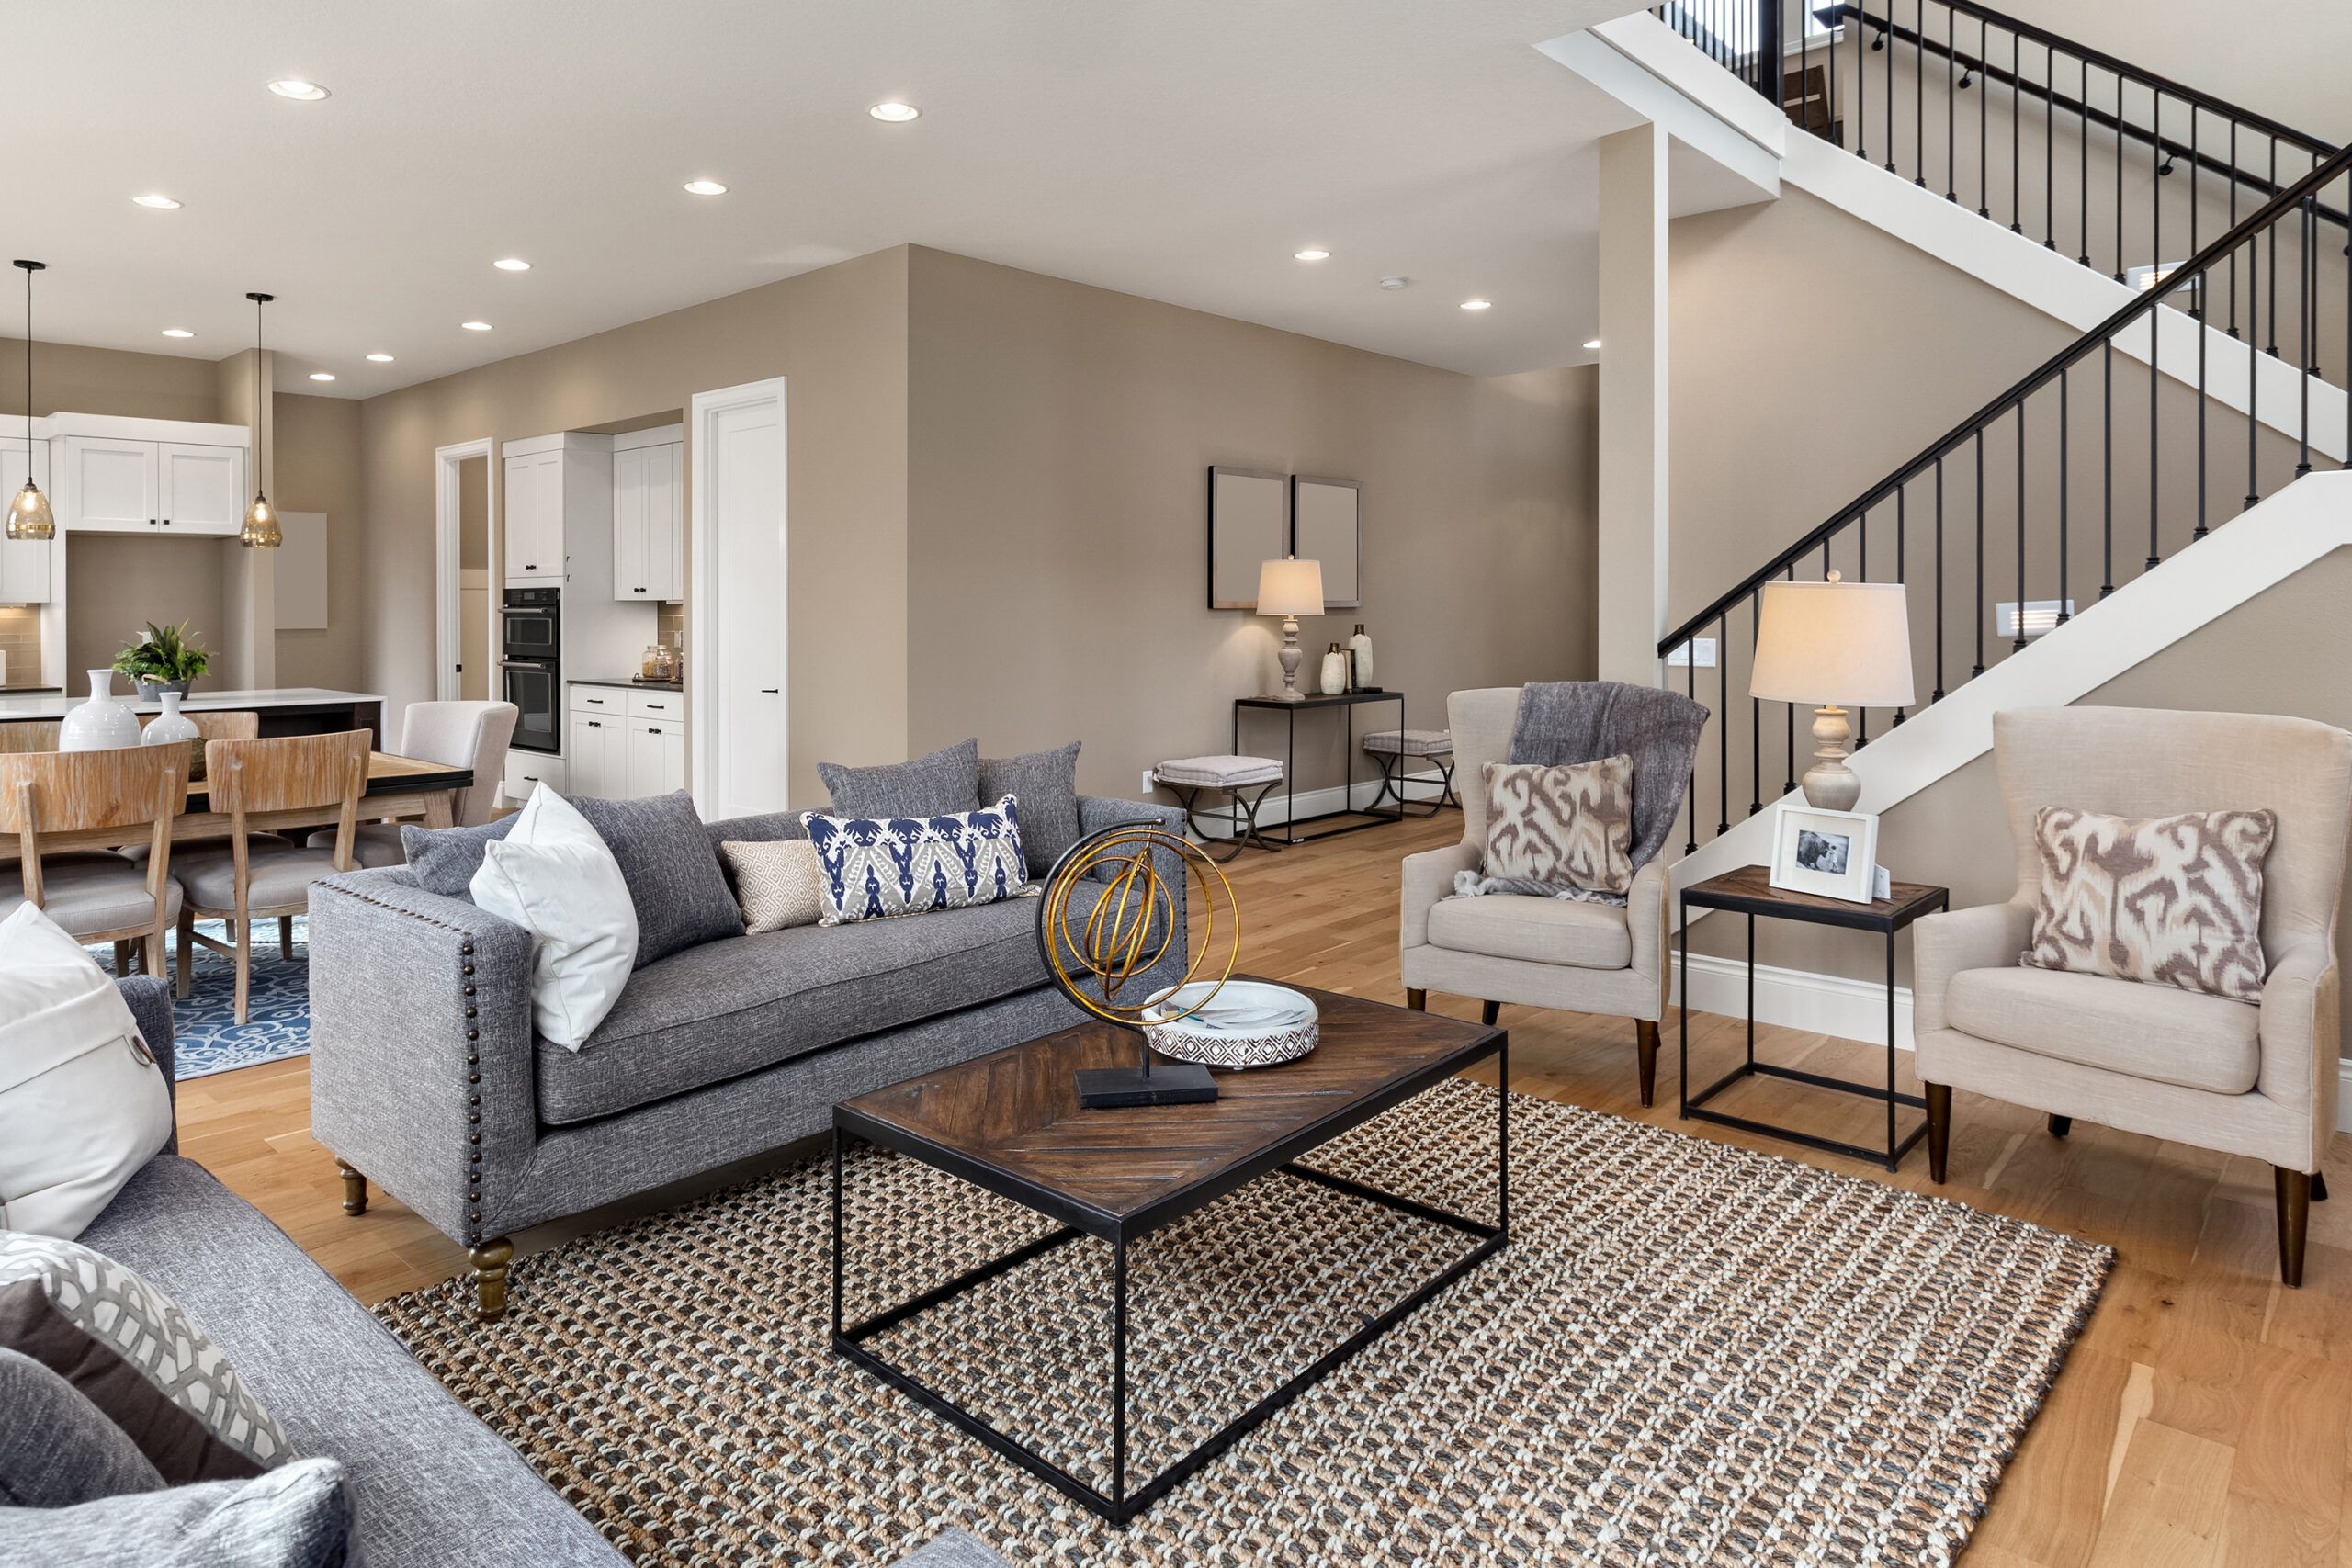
[1256,557,1324,702]
[1747,571,1915,811]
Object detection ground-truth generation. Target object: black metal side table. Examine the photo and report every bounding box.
[1678,864,1949,1171]
[1232,690,1406,845]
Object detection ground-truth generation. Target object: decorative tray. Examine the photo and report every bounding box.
[1141,980,1318,1069]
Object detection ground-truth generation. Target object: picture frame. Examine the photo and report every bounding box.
[1290,475,1361,609]
[1768,803,1881,904]
[1206,466,1288,610]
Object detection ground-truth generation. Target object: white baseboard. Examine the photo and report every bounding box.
[1671,951,1916,1051]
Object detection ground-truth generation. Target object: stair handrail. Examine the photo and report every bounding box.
[1658,135,2352,658]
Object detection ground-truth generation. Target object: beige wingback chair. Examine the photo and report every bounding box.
[1916,707,2352,1287]
[1399,688,1672,1104]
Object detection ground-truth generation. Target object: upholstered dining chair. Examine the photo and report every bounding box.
[173,730,370,1022]
[308,700,516,868]
[0,746,186,978]
[1915,706,2352,1287]
[1398,686,1677,1106]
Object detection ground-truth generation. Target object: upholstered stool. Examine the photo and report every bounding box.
[1363,729,1457,817]
[1152,755,1283,861]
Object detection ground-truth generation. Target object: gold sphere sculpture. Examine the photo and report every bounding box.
[1036,824,1240,1030]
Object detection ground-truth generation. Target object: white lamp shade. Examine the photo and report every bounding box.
[1256,557,1325,618]
[1749,578,1916,708]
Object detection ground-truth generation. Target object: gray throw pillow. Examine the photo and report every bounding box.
[571,791,744,966]
[819,738,981,819]
[979,741,1081,877]
[0,1456,352,1568]
[400,816,516,899]
[0,1348,167,1508]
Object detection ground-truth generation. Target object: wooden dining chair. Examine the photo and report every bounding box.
[0,747,185,977]
[138,709,261,784]
[0,721,62,754]
[172,730,368,1022]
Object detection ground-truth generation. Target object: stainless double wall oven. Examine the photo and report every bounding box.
[502,587,562,754]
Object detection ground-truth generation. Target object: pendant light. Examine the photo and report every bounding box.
[8,261,54,542]
[240,290,280,547]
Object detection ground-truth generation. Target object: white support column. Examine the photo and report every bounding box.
[1597,122,1669,688]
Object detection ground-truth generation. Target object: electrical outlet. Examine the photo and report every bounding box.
[1141,768,1158,796]
[1666,637,1717,669]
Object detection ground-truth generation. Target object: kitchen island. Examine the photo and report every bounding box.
[0,687,387,747]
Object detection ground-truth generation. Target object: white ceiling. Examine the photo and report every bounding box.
[6,1,1683,396]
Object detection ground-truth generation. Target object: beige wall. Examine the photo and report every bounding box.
[0,336,219,423]
[902,246,1598,803]
[354,246,910,804]
[65,535,228,682]
[272,391,366,690]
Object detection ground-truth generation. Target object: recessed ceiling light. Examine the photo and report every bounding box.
[1378,276,1410,291]
[309,372,336,382]
[1294,248,1331,262]
[1584,338,1602,350]
[1461,299,1493,311]
[868,101,921,122]
[366,353,394,363]
[131,194,182,210]
[267,79,330,100]
[461,321,492,332]
[683,178,729,196]
[493,257,531,272]
[161,328,195,339]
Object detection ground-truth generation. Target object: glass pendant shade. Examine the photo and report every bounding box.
[7,479,53,541]
[242,491,281,548]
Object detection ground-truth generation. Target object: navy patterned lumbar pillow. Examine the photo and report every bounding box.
[801,794,1033,925]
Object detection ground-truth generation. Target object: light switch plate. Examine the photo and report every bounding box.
[1666,637,1717,669]
[1142,769,1158,796]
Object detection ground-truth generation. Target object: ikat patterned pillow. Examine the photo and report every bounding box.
[800,794,1034,926]
[2021,805,2275,1003]
[1479,754,1636,897]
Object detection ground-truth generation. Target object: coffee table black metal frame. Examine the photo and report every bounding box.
[1678,867,1949,1171]
[1231,689,1406,844]
[830,1033,1509,1527]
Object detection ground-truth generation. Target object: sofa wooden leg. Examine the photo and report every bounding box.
[279,916,296,962]
[2048,1113,2073,1138]
[470,1238,515,1320]
[2316,1171,2331,1202]
[1405,988,1427,1012]
[1480,999,1501,1027]
[2277,1168,2312,1288]
[113,940,132,977]
[1634,1019,1660,1109]
[175,908,194,999]
[1925,1084,1951,1183]
[337,1163,368,1216]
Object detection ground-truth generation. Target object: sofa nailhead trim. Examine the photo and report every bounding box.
[464,985,476,997]
[469,1094,481,1105]
[468,1073,481,1085]
[464,1007,478,1020]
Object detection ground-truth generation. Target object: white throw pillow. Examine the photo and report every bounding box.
[469,787,639,1050]
[0,904,174,1239]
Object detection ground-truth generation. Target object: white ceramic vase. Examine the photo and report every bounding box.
[1319,646,1349,695]
[61,669,143,752]
[1348,624,1374,687]
[141,689,200,750]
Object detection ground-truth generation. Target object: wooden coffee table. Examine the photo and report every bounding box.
[831,978,1508,1526]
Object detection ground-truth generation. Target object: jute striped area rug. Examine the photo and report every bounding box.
[376,1079,2109,1566]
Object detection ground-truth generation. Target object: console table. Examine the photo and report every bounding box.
[1231,690,1406,845]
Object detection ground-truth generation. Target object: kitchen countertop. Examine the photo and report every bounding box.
[569,675,684,693]
[0,686,385,722]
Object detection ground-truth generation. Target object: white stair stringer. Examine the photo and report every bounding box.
[1671,468,2352,925]
[1555,12,2349,465]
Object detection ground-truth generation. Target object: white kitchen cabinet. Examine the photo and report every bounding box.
[501,750,566,809]
[565,685,684,799]
[503,450,566,585]
[568,710,630,798]
[610,441,683,603]
[628,717,685,797]
[0,436,52,604]
[52,434,243,535]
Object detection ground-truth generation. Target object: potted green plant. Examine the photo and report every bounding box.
[113,620,210,700]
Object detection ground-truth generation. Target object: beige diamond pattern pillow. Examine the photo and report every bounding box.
[1479,755,1635,897]
[718,839,826,934]
[2021,805,2275,1002]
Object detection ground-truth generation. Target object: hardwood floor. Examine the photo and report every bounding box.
[190,810,2352,1564]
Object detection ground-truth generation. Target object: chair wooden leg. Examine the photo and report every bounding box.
[1634,1018,1660,1109]
[279,915,296,962]
[338,1163,368,1216]
[1925,1083,1951,1183]
[2315,1171,2330,1202]
[1480,1000,1501,1027]
[2048,1113,2073,1138]
[470,1237,515,1320]
[2277,1168,2312,1288]
[233,928,252,1026]
[175,908,194,999]
[113,940,131,977]
[143,931,165,980]
[1405,987,1427,1011]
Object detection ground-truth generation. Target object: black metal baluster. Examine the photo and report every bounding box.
[2043,45,2055,247]
[1973,431,1985,675]
[2344,178,2350,471]
[2298,195,2315,476]
[2014,400,2027,651]
[1932,455,1947,700]
[1799,0,1811,136]
[1914,0,1926,186]
[2148,295,2161,570]
[1716,610,1730,836]
[2228,123,2241,337]
[2101,339,2115,594]
[1893,484,1907,723]
[2267,139,2281,355]
[1856,505,1869,744]
[2112,74,2124,280]
[2058,366,2070,620]
[2196,265,2210,536]
[2151,91,2162,288]
[1686,640,1698,854]
[2188,99,2198,261]
[1884,3,1895,174]
[1977,18,1989,218]
[1857,0,1871,162]
[1748,591,1762,816]
[2248,233,2262,505]
[2010,29,2021,231]
[2077,59,2091,265]
[1784,561,1798,793]
[1944,3,1955,200]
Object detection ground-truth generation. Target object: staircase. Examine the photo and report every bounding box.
[1633,0,2349,873]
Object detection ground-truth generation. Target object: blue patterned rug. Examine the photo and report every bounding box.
[85,917,311,1082]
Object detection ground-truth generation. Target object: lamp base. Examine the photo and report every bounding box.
[1800,705,1862,810]
[1076,1063,1218,1108]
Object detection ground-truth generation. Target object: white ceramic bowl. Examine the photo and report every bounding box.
[1141,980,1319,1068]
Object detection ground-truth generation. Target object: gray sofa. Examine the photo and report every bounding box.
[74,976,627,1566]
[307,795,1187,1318]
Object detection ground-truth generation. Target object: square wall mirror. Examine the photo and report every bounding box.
[1291,476,1360,608]
[1207,466,1287,609]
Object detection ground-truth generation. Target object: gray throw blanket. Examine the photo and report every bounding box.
[1454,680,1712,905]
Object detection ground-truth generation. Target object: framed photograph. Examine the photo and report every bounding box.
[1289,475,1361,608]
[1206,466,1288,610]
[1768,803,1881,904]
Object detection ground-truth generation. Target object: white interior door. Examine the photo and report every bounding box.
[690,378,786,818]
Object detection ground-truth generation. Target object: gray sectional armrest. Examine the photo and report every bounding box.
[1076,795,1188,884]
[306,868,539,1247]
[117,976,176,1153]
